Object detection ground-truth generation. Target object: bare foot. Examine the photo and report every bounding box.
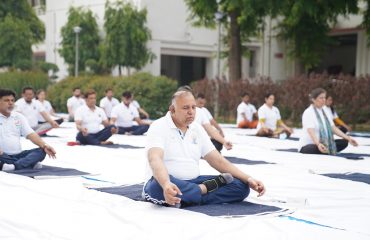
[101,141,114,145]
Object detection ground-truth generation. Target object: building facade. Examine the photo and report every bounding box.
[30,0,370,82]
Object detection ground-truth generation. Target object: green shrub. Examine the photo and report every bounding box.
[15,60,33,71]
[47,72,177,118]
[0,71,49,98]
[38,61,59,73]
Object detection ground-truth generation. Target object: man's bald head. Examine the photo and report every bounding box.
[171,90,194,108]
[169,90,196,127]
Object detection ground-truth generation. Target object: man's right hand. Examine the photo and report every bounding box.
[81,128,89,136]
[163,182,182,206]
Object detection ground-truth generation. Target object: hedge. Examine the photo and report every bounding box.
[0,71,49,97]
[47,72,177,119]
[191,74,370,127]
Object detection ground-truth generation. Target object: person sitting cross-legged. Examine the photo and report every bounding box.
[256,93,293,138]
[110,91,150,135]
[0,89,56,171]
[299,88,358,155]
[143,90,265,207]
[75,89,117,145]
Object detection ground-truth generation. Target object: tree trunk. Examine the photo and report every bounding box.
[228,10,242,81]
[118,65,122,76]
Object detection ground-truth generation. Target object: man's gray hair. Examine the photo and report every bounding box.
[171,90,194,107]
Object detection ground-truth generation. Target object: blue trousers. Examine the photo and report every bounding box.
[144,175,250,207]
[76,125,115,145]
[0,148,46,170]
[118,125,149,135]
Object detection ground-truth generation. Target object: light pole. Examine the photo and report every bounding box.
[215,11,223,77]
[73,26,82,77]
[213,1,224,118]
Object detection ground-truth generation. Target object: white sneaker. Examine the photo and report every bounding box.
[2,163,15,171]
[33,162,43,169]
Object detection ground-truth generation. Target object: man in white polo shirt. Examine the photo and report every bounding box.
[67,87,85,122]
[110,91,149,135]
[99,88,119,119]
[0,89,56,171]
[75,89,117,145]
[15,87,59,135]
[144,90,265,207]
[194,93,231,152]
[236,92,258,128]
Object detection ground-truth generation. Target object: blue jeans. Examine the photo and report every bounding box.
[76,125,115,145]
[118,125,149,135]
[0,148,46,170]
[144,175,250,206]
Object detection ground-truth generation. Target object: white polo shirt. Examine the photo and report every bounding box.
[201,107,213,121]
[111,103,139,128]
[37,100,53,122]
[99,96,119,118]
[145,112,215,181]
[67,96,85,115]
[236,102,257,124]
[74,105,107,134]
[15,98,46,128]
[257,104,281,131]
[0,111,34,155]
[194,107,210,125]
[131,100,140,109]
[299,105,334,149]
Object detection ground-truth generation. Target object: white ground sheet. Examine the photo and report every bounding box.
[1,122,370,240]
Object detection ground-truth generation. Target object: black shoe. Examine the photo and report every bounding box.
[202,173,234,193]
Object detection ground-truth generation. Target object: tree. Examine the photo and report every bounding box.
[0,0,45,43]
[103,1,153,75]
[275,0,359,70]
[59,7,100,75]
[0,0,44,67]
[0,15,32,67]
[185,0,269,81]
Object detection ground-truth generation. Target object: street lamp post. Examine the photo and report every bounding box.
[73,26,82,77]
[214,2,224,118]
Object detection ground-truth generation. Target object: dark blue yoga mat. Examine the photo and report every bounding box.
[224,156,274,165]
[349,132,370,138]
[13,165,90,178]
[321,173,370,185]
[276,148,368,160]
[98,144,144,149]
[94,184,283,217]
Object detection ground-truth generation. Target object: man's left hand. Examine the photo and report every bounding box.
[43,144,56,159]
[51,121,59,128]
[247,177,265,197]
[223,141,233,150]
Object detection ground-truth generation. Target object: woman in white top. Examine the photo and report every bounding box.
[299,88,358,155]
[36,89,63,125]
[325,95,352,133]
[256,93,293,138]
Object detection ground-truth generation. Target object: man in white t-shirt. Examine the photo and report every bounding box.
[143,90,265,207]
[110,91,149,135]
[236,92,258,128]
[99,88,119,119]
[75,89,117,145]
[195,93,230,152]
[131,94,149,119]
[0,89,56,171]
[15,87,59,135]
[256,93,293,138]
[67,87,85,122]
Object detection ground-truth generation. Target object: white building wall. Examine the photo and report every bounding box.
[41,0,370,81]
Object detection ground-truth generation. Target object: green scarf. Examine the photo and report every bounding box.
[313,106,337,155]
